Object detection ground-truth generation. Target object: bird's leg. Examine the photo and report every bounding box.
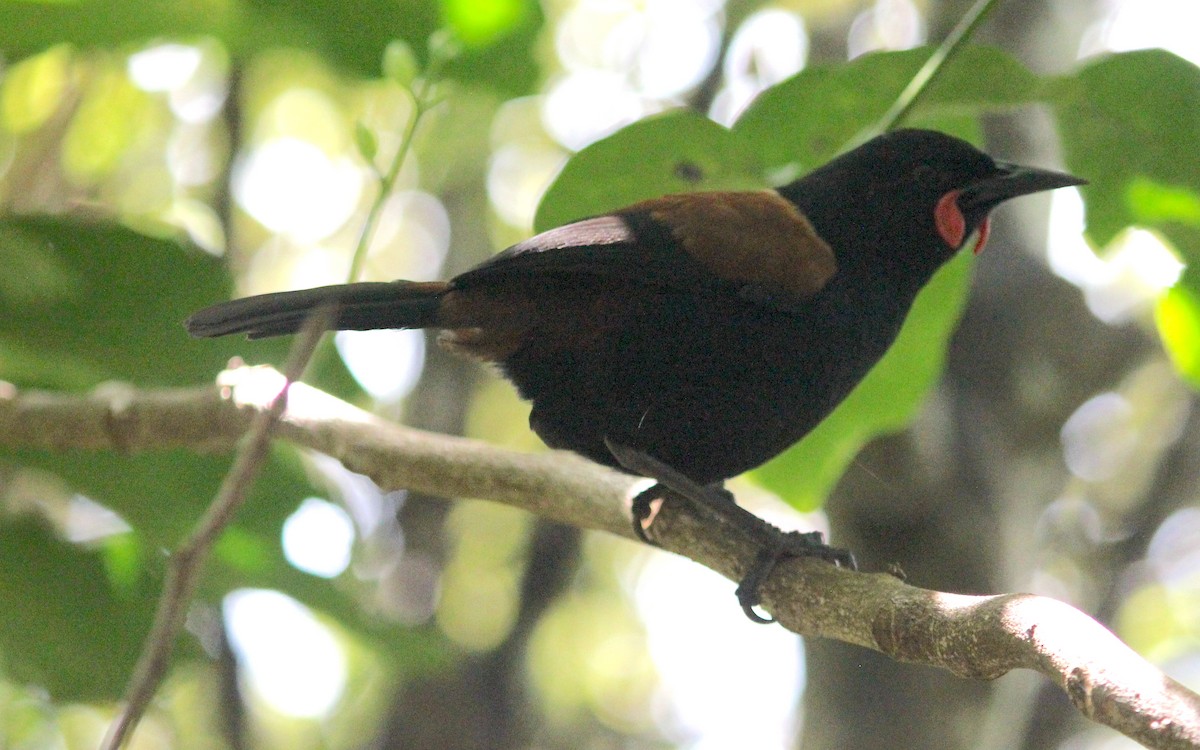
[605,437,856,623]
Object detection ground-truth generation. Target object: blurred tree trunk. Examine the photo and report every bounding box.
[369,114,586,749]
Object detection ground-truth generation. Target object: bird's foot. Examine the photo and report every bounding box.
[735,527,856,623]
[605,436,857,624]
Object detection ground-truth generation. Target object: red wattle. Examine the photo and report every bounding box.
[934,190,965,249]
[972,217,991,255]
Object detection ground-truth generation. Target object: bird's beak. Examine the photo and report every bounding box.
[959,162,1087,211]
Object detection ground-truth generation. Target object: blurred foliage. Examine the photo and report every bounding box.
[1,0,1200,745]
[1047,49,1200,386]
[0,0,542,94]
[0,217,280,389]
[0,518,156,701]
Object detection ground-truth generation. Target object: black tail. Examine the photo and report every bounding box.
[185,281,449,339]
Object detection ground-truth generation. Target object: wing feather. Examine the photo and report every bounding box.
[452,191,837,305]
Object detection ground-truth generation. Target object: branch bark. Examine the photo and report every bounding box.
[2,368,1198,750]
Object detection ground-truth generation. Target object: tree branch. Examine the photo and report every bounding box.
[2,368,1198,750]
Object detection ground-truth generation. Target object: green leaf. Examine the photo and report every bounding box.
[1048,49,1200,251]
[0,43,73,133]
[535,111,764,230]
[734,45,1039,172]
[1157,277,1200,388]
[1047,50,1200,390]
[0,216,287,389]
[0,519,157,701]
[1127,177,1200,227]
[751,252,973,509]
[0,215,356,396]
[354,120,379,163]
[441,0,530,47]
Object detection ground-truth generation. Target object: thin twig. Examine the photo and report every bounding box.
[868,0,1002,139]
[99,32,462,749]
[346,39,456,283]
[98,313,328,750]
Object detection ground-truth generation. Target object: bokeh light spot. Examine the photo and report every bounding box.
[224,589,347,717]
[2,45,71,133]
[282,497,355,578]
[127,43,202,92]
[233,137,362,242]
[335,328,426,402]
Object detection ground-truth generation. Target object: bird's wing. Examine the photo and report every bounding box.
[454,214,642,281]
[452,191,838,305]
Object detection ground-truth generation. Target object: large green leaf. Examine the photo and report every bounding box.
[0,216,286,389]
[0,215,360,395]
[734,45,1040,172]
[534,111,764,230]
[753,253,973,509]
[1048,50,1200,388]
[1049,49,1200,252]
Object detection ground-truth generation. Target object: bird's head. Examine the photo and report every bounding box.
[781,129,1085,282]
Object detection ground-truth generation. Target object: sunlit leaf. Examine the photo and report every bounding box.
[61,66,158,184]
[1049,49,1200,253]
[535,111,764,230]
[441,0,530,47]
[0,44,72,133]
[1127,177,1200,227]
[1156,281,1200,388]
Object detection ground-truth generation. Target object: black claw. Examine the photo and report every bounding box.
[736,544,781,623]
[741,602,775,624]
[733,530,857,625]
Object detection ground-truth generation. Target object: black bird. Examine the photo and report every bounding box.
[187,128,1084,621]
